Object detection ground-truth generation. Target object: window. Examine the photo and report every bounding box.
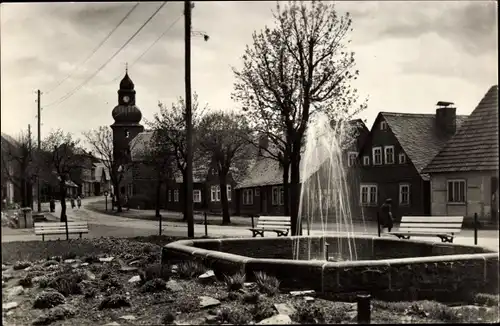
[255,188,260,196]
[363,156,370,166]
[399,153,407,164]
[227,185,232,202]
[127,184,134,196]
[399,184,410,205]
[380,121,387,130]
[243,189,254,205]
[173,190,179,202]
[360,184,378,206]
[372,147,382,165]
[272,186,284,205]
[211,185,221,202]
[193,190,201,203]
[384,146,394,164]
[168,190,172,202]
[347,152,358,167]
[447,180,466,203]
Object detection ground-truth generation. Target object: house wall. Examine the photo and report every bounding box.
[358,116,426,221]
[430,170,499,222]
[204,166,237,214]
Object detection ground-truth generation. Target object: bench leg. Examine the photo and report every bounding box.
[398,235,410,240]
[440,236,453,243]
[79,233,82,239]
[42,234,44,242]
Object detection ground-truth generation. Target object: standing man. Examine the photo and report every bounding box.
[379,198,394,233]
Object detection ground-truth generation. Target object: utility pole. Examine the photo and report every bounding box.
[37,90,42,212]
[28,124,33,210]
[184,0,194,238]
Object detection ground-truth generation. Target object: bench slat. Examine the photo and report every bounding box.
[34,223,88,227]
[257,221,291,226]
[35,227,89,231]
[389,232,452,237]
[35,230,89,235]
[400,216,463,223]
[258,217,291,221]
[396,228,460,234]
[398,223,463,229]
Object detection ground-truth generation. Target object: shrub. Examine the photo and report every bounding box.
[83,254,99,264]
[140,278,167,293]
[128,194,154,210]
[224,272,246,292]
[13,261,31,270]
[38,277,51,289]
[18,276,33,288]
[251,302,275,322]
[32,304,76,325]
[175,296,200,313]
[98,294,131,310]
[216,306,252,325]
[33,291,66,309]
[140,263,171,283]
[43,260,59,267]
[62,251,77,260]
[292,304,326,324]
[100,277,122,293]
[254,271,280,296]
[243,291,261,304]
[176,261,207,279]
[161,311,176,325]
[473,293,499,307]
[84,287,97,299]
[47,274,83,297]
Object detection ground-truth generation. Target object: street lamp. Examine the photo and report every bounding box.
[192,31,209,42]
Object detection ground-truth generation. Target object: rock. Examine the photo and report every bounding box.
[6,310,14,316]
[244,282,257,289]
[304,296,315,302]
[199,296,221,309]
[71,263,81,269]
[119,266,138,273]
[2,273,13,281]
[24,266,32,271]
[99,257,114,263]
[166,279,183,292]
[64,259,77,264]
[257,314,292,325]
[47,265,60,271]
[274,303,296,316]
[84,270,96,280]
[7,285,24,297]
[289,290,315,297]
[198,270,216,283]
[129,260,142,266]
[128,275,141,283]
[119,315,136,321]
[103,323,121,326]
[205,315,218,324]
[2,264,8,270]
[81,262,89,266]
[2,301,19,311]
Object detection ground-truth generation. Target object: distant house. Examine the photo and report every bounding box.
[1,133,23,206]
[235,119,369,218]
[356,107,468,221]
[80,162,112,197]
[422,85,499,225]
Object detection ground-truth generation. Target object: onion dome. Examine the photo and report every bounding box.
[112,104,142,124]
[119,72,134,90]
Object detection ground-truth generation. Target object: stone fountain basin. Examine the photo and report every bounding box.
[162,235,499,302]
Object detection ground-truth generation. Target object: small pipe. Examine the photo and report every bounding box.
[204,211,208,237]
[325,242,329,261]
[474,212,478,245]
[357,293,371,324]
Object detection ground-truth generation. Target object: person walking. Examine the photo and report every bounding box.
[76,195,82,210]
[49,197,55,213]
[379,198,394,233]
[125,194,130,211]
[70,197,76,210]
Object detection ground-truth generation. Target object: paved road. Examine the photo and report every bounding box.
[2,197,498,252]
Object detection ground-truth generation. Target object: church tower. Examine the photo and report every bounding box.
[111,68,144,166]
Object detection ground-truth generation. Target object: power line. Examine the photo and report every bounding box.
[109,12,182,84]
[45,3,141,95]
[44,1,168,109]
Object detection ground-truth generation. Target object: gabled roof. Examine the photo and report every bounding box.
[423,85,499,173]
[377,112,468,176]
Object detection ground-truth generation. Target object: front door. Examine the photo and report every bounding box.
[94,183,101,196]
[491,176,498,223]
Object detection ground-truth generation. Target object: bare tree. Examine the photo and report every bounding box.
[40,130,84,237]
[149,93,206,222]
[198,111,252,225]
[83,126,133,213]
[232,1,367,235]
[1,131,35,207]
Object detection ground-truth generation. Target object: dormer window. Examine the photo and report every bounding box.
[347,152,358,167]
[125,130,130,138]
[363,156,370,166]
[384,146,395,164]
[380,121,387,131]
[399,153,407,164]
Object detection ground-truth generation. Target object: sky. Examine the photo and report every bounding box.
[1,1,498,145]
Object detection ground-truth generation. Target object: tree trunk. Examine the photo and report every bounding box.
[182,170,188,221]
[21,179,27,207]
[155,179,162,217]
[219,177,230,225]
[289,151,301,236]
[59,181,67,223]
[116,190,122,213]
[282,161,290,216]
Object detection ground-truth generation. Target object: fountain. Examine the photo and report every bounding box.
[294,112,361,262]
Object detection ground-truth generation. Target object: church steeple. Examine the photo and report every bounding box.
[112,68,142,125]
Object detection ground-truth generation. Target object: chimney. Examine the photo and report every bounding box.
[258,134,269,156]
[435,101,457,135]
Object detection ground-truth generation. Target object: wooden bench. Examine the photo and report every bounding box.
[249,216,291,237]
[34,222,89,241]
[388,216,464,243]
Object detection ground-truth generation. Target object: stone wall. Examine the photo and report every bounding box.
[162,236,499,302]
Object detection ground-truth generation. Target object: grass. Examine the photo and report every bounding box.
[2,237,499,326]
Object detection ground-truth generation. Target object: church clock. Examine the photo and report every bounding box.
[123,95,130,103]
